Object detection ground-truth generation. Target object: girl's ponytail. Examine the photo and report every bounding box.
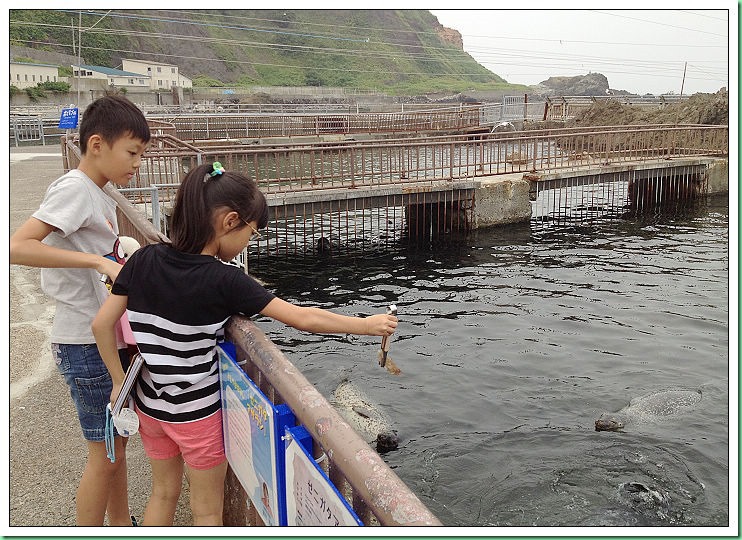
[169,163,214,253]
[169,162,268,254]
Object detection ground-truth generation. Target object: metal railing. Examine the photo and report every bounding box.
[11,115,46,146]
[115,125,727,197]
[145,106,486,141]
[224,317,440,526]
[14,95,699,147]
[61,135,441,526]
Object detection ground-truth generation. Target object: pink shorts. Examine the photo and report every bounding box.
[136,408,226,470]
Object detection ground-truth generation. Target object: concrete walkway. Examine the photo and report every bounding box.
[8,145,192,527]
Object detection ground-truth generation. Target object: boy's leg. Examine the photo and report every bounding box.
[54,344,133,526]
[106,437,132,525]
[142,455,183,526]
[186,461,228,526]
[77,438,130,525]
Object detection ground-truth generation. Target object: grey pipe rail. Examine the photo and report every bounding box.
[225,316,442,526]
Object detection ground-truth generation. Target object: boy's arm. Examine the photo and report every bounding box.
[92,294,129,402]
[260,297,397,337]
[10,217,123,281]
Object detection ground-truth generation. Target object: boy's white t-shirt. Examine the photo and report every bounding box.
[33,169,124,344]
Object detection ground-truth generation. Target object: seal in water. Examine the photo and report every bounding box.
[331,380,399,452]
[595,388,702,432]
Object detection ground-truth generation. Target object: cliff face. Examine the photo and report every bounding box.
[436,26,464,49]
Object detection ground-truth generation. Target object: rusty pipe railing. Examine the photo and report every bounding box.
[146,106,486,141]
[226,317,441,526]
[121,125,728,200]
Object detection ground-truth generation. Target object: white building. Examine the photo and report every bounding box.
[71,64,150,92]
[10,62,62,89]
[121,59,192,90]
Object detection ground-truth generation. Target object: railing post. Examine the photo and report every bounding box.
[151,186,161,234]
[449,142,455,180]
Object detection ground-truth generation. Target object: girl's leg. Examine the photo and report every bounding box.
[142,455,184,526]
[76,438,129,525]
[186,460,228,526]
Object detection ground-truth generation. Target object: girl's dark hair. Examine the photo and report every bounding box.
[169,163,269,254]
[79,95,151,154]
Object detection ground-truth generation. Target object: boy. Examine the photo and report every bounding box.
[9,95,150,526]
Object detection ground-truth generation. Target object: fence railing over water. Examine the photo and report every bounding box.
[62,123,727,259]
[61,136,441,526]
[529,161,713,227]
[118,125,727,195]
[63,123,727,257]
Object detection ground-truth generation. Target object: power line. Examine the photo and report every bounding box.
[56,9,373,44]
[590,9,728,37]
[15,38,727,85]
[14,39,500,78]
[12,18,726,73]
[10,10,728,91]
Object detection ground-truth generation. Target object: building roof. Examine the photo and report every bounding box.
[122,58,177,67]
[75,64,149,78]
[11,61,59,68]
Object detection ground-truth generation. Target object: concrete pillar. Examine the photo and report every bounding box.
[473,175,532,228]
[706,160,729,194]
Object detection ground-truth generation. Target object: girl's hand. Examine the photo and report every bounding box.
[365,313,398,336]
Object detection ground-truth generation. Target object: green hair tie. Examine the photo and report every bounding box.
[210,162,225,176]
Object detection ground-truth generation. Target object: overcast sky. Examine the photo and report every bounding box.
[429,7,733,95]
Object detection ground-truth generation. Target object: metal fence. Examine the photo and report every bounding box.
[530,162,712,227]
[117,125,727,195]
[61,123,727,260]
[145,106,487,141]
[13,94,697,147]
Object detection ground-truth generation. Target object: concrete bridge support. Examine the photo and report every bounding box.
[706,159,729,194]
[472,174,532,228]
[468,157,727,230]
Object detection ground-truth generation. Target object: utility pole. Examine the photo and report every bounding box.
[77,11,82,107]
[75,10,111,108]
[673,61,688,128]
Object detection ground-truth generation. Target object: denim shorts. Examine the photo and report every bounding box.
[53,343,130,442]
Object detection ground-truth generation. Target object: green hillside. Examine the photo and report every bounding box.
[9,9,512,95]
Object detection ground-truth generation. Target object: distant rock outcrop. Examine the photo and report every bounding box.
[535,73,616,96]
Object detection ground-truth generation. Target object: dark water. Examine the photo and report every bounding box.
[250,194,731,528]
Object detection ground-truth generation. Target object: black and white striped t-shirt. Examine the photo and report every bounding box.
[111,243,274,423]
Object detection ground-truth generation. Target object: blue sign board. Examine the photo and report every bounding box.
[217,342,363,527]
[218,344,294,526]
[58,107,79,129]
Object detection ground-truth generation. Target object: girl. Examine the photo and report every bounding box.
[92,162,398,526]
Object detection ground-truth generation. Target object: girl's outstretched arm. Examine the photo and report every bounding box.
[260,297,397,337]
[92,294,129,404]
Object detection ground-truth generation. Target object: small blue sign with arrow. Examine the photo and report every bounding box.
[58,107,79,129]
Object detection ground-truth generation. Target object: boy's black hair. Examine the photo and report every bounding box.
[79,94,151,154]
[169,163,269,254]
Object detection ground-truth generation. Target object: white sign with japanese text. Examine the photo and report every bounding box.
[284,427,362,526]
